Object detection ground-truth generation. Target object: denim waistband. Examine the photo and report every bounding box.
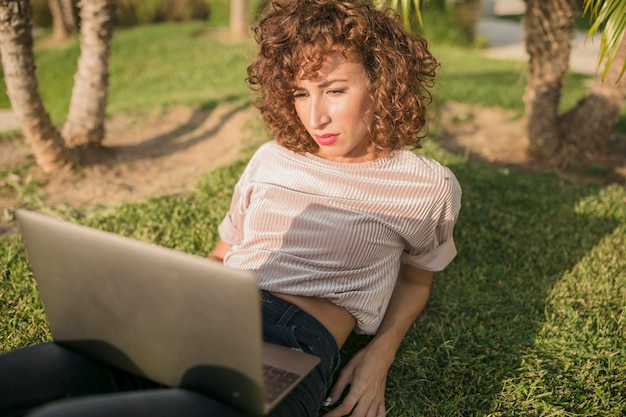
[259,290,339,353]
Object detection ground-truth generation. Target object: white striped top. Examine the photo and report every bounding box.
[218,141,462,334]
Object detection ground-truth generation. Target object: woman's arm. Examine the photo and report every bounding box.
[324,264,433,417]
[207,239,231,263]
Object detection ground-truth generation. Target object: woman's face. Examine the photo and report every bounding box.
[293,51,377,163]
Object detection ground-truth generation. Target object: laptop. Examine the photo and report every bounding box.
[15,209,320,416]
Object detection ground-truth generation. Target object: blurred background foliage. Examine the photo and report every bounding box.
[27,0,580,48]
[29,0,267,28]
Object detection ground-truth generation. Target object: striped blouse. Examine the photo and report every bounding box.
[218,141,462,334]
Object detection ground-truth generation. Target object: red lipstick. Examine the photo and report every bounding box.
[314,133,338,146]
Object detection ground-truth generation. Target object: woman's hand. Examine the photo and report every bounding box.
[208,239,231,263]
[323,342,393,417]
[324,264,433,416]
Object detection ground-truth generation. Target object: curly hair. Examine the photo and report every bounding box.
[247,0,439,154]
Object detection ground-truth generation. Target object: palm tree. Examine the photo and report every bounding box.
[62,0,115,148]
[385,0,625,170]
[375,0,425,27]
[230,0,247,40]
[384,0,625,81]
[378,0,481,37]
[523,0,626,168]
[49,0,76,43]
[0,0,115,173]
[585,0,626,80]
[0,0,75,173]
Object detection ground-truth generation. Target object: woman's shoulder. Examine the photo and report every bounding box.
[394,150,457,180]
[243,141,315,179]
[251,140,304,161]
[247,141,292,166]
[394,151,462,204]
[252,140,282,156]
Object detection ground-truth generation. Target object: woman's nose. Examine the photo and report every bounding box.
[309,98,331,129]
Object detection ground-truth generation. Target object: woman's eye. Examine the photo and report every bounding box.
[328,89,345,95]
[293,91,308,99]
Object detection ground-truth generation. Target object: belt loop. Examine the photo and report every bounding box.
[260,291,300,326]
[276,304,299,326]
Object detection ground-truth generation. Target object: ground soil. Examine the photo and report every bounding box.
[0,103,260,234]
[1,101,625,236]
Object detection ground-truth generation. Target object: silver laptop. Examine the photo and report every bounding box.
[16,209,320,416]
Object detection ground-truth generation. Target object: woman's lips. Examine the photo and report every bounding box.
[314,133,339,146]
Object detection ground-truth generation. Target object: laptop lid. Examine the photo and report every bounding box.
[16,209,319,416]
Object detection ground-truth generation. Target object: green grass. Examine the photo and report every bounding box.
[0,22,254,123]
[430,45,626,131]
[107,23,254,114]
[2,144,625,415]
[431,46,593,116]
[1,20,625,417]
[2,18,624,129]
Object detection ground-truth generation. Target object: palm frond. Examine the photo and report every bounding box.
[584,0,626,80]
[379,0,425,29]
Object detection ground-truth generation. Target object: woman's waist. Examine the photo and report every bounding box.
[267,291,355,349]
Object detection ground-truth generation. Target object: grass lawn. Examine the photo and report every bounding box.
[1,21,625,417]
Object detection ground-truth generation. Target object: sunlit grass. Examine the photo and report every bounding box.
[0,17,625,417]
[2,143,625,416]
[2,20,623,130]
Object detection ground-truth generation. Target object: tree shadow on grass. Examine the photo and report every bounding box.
[339,161,621,416]
[74,96,251,167]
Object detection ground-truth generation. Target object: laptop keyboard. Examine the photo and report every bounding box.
[263,364,301,403]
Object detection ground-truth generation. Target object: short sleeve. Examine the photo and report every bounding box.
[402,171,462,271]
[217,157,256,246]
[217,195,244,245]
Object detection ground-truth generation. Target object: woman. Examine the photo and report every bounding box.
[0,1,460,417]
[209,1,461,416]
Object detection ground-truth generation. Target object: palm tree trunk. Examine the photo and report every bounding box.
[49,0,70,42]
[522,0,577,164]
[60,0,75,31]
[62,0,115,148]
[230,0,247,41]
[454,0,482,40]
[558,33,626,166]
[0,0,74,173]
[49,0,75,42]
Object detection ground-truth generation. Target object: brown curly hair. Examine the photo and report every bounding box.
[247,0,439,154]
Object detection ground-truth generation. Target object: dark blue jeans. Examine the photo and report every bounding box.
[0,291,340,417]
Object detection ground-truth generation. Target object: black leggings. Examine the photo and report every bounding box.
[0,292,340,417]
[0,343,244,417]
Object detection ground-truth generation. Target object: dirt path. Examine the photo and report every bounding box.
[1,101,624,236]
[0,103,262,234]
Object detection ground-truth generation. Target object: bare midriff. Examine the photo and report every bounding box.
[270,292,356,349]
